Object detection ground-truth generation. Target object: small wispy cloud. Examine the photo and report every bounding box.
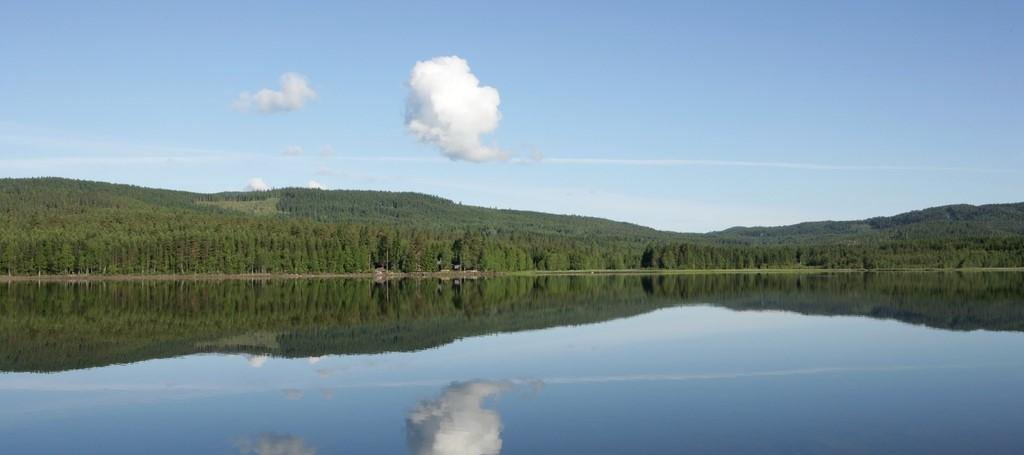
[7,123,1006,175]
[529,148,544,162]
[282,145,303,156]
[316,166,338,176]
[245,178,270,192]
[331,156,444,164]
[0,127,241,169]
[307,180,327,190]
[540,157,1017,173]
[0,155,229,169]
[309,154,1016,174]
[234,73,316,114]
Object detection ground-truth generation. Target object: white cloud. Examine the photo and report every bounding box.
[245,178,270,192]
[405,56,506,162]
[307,180,327,190]
[234,433,317,455]
[234,73,316,113]
[320,145,335,158]
[316,166,337,176]
[282,145,303,156]
[406,381,510,455]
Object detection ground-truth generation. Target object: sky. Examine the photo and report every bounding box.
[1,0,1021,232]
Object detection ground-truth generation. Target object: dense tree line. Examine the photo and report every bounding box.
[2,178,1023,276]
[0,207,643,275]
[640,237,1024,270]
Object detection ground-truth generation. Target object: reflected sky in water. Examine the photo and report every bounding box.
[407,381,511,455]
[3,287,1024,453]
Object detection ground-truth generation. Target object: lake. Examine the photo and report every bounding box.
[2,272,1024,454]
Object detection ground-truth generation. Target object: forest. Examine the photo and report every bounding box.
[1,177,1023,275]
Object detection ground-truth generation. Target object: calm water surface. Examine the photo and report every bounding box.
[2,272,1024,454]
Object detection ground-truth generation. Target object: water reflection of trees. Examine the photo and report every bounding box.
[2,272,1022,372]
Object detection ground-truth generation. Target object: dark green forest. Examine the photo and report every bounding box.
[1,177,1023,275]
[3,272,1023,372]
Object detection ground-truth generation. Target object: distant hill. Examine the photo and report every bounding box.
[0,177,1022,274]
[0,177,670,242]
[701,202,1024,245]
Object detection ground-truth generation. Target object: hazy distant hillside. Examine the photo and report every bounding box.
[704,202,1024,245]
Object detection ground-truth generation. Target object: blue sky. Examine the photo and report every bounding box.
[1,1,1021,232]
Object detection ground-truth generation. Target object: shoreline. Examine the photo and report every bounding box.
[2,267,1023,284]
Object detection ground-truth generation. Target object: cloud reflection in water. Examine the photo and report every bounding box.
[406,381,511,455]
[234,432,317,455]
[246,355,269,368]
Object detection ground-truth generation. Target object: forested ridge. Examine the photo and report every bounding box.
[703,202,1024,244]
[1,177,1023,275]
